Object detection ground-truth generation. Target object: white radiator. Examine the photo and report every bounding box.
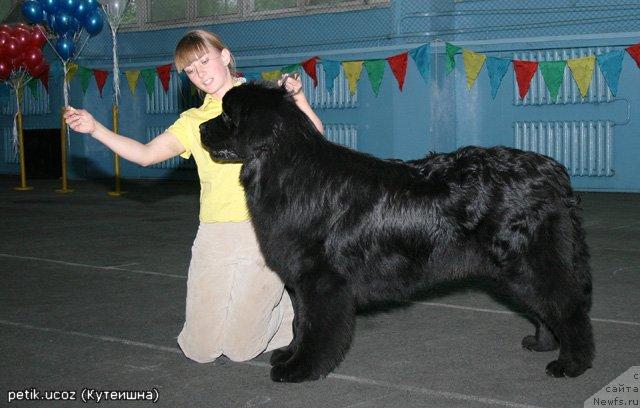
[324,123,358,150]
[514,121,614,177]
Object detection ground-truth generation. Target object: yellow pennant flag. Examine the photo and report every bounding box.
[463,49,486,89]
[261,70,282,82]
[124,70,140,95]
[342,61,363,95]
[567,56,596,98]
[66,63,79,83]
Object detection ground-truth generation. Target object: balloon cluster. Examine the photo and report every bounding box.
[0,24,49,82]
[21,0,104,60]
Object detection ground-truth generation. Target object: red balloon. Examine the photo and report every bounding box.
[24,47,43,70]
[30,26,48,48]
[4,36,20,59]
[0,60,11,80]
[29,61,48,78]
[0,24,11,36]
[14,28,31,48]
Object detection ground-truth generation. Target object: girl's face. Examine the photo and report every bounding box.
[183,44,233,99]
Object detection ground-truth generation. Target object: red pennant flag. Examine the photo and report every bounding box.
[387,52,408,91]
[39,65,50,92]
[626,43,640,68]
[92,69,109,97]
[513,60,539,99]
[156,63,172,92]
[301,57,319,87]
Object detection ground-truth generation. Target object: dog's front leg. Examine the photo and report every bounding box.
[270,268,355,383]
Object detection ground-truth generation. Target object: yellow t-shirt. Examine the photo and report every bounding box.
[166,93,249,222]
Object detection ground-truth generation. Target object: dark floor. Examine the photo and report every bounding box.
[1,176,639,408]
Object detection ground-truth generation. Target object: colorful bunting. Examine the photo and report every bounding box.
[77,66,93,94]
[363,59,385,96]
[261,70,282,82]
[567,56,596,98]
[125,70,140,95]
[409,44,430,83]
[342,61,363,95]
[387,53,408,91]
[281,64,300,74]
[626,44,640,68]
[445,43,462,74]
[66,63,79,83]
[513,60,539,99]
[539,61,566,102]
[462,49,486,89]
[486,57,511,99]
[301,57,319,87]
[93,69,109,97]
[597,50,624,96]
[321,60,341,93]
[156,64,172,93]
[140,68,156,96]
[57,40,640,104]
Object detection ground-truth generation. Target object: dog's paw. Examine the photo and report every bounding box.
[545,359,590,378]
[270,362,320,383]
[521,335,558,352]
[270,347,294,366]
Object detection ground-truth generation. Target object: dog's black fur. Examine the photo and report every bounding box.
[200,82,594,383]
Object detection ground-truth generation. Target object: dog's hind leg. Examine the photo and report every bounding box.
[522,319,558,352]
[270,269,355,383]
[543,306,594,378]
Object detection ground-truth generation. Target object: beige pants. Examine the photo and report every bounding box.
[177,221,294,362]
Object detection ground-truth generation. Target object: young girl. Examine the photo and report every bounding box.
[63,29,323,363]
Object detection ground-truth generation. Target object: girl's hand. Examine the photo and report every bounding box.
[63,107,97,134]
[279,73,302,96]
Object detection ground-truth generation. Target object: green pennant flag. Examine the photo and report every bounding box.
[27,79,39,99]
[282,64,301,74]
[539,61,566,102]
[77,66,93,94]
[140,68,156,96]
[363,59,385,96]
[446,43,462,75]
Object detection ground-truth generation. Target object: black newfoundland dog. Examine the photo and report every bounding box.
[200,82,594,383]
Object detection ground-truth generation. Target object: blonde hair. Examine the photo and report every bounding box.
[174,30,236,76]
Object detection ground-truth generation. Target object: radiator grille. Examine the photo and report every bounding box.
[3,127,18,164]
[514,121,614,177]
[302,66,358,109]
[324,123,358,150]
[513,47,614,106]
[2,81,51,116]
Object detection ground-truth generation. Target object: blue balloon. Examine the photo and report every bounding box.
[46,10,56,29]
[74,0,90,20]
[59,0,78,12]
[83,0,99,12]
[52,11,75,35]
[83,10,103,36]
[21,0,45,24]
[42,0,60,14]
[55,36,75,60]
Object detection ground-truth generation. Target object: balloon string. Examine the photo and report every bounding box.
[112,26,120,107]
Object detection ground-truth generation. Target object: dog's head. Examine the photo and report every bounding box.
[200,81,303,163]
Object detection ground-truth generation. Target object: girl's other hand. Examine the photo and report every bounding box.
[63,107,97,134]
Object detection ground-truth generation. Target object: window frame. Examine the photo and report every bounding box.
[120,0,389,32]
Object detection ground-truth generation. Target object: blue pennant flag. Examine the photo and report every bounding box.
[486,57,511,99]
[321,60,341,93]
[597,50,624,96]
[409,44,430,83]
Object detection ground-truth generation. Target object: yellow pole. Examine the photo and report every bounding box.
[55,107,74,193]
[14,105,33,191]
[107,104,124,196]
